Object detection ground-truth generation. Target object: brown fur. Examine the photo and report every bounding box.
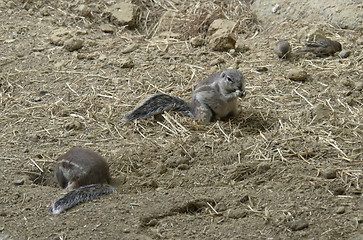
[51,147,116,214]
[296,38,342,56]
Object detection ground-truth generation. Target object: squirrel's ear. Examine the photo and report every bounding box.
[220,71,226,78]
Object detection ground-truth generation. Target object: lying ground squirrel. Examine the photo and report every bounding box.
[50,147,116,214]
[125,69,246,123]
[296,38,342,57]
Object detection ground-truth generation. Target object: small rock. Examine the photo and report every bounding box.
[210,58,224,66]
[145,218,158,226]
[64,38,83,51]
[190,37,205,47]
[107,2,136,28]
[272,3,280,13]
[338,50,351,58]
[287,68,308,82]
[208,33,236,52]
[121,43,138,54]
[29,134,40,142]
[99,24,115,33]
[235,39,250,53]
[39,90,48,96]
[78,4,92,18]
[13,179,24,186]
[33,97,42,102]
[333,187,346,196]
[229,49,236,55]
[255,66,268,72]
[290,219,309,231]
[177,164,190,170]
[321,167,337,179]
[208,19,238,35]
[228,209,248,219]
[336,206,345,214]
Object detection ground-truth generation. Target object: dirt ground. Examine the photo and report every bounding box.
[1,0,362,239]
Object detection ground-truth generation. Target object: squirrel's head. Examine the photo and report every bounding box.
[220,69,246,96]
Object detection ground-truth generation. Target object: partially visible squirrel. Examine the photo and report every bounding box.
[125,69,246,123]
[50,147,116,214]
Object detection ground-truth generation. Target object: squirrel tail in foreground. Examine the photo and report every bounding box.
[125,93,193,120]
[50,184,117,214]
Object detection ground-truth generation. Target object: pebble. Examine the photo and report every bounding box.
[121,43,138,54]
[287,68,308,82]
[290,219,309,231]
[210,58,224,66]
[333,187,346,196]
[13,179,24,186]
[177,164,190,170]
[119,57,134,68]
[228,209,248,219]
[336,206,345,214]
[64,38,83,52]
[99,24,115,34]
[321,167,337,179]
[338,50,351,58]
[255,66,268,72]
[78,4,92,18]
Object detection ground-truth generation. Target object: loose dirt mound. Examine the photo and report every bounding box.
[1,0,362,239]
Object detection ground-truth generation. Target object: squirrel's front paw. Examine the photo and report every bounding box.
[239,89,246,97]
[236,89,246,98]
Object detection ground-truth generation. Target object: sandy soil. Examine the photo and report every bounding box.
[1,0,362,239]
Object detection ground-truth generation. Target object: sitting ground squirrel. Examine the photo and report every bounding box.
[125,69,246,123]
[50,147,116,214]
[274,40,291,59]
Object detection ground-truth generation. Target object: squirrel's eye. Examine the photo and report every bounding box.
[226,76,232,82]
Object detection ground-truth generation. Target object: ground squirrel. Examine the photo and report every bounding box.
[296,38,342,57]
[274,40,291,59]
[125,69,246,123]
[50,147,116,214]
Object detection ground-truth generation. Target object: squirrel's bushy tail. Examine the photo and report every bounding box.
[51,184,116,214]
[125,94,193,120]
